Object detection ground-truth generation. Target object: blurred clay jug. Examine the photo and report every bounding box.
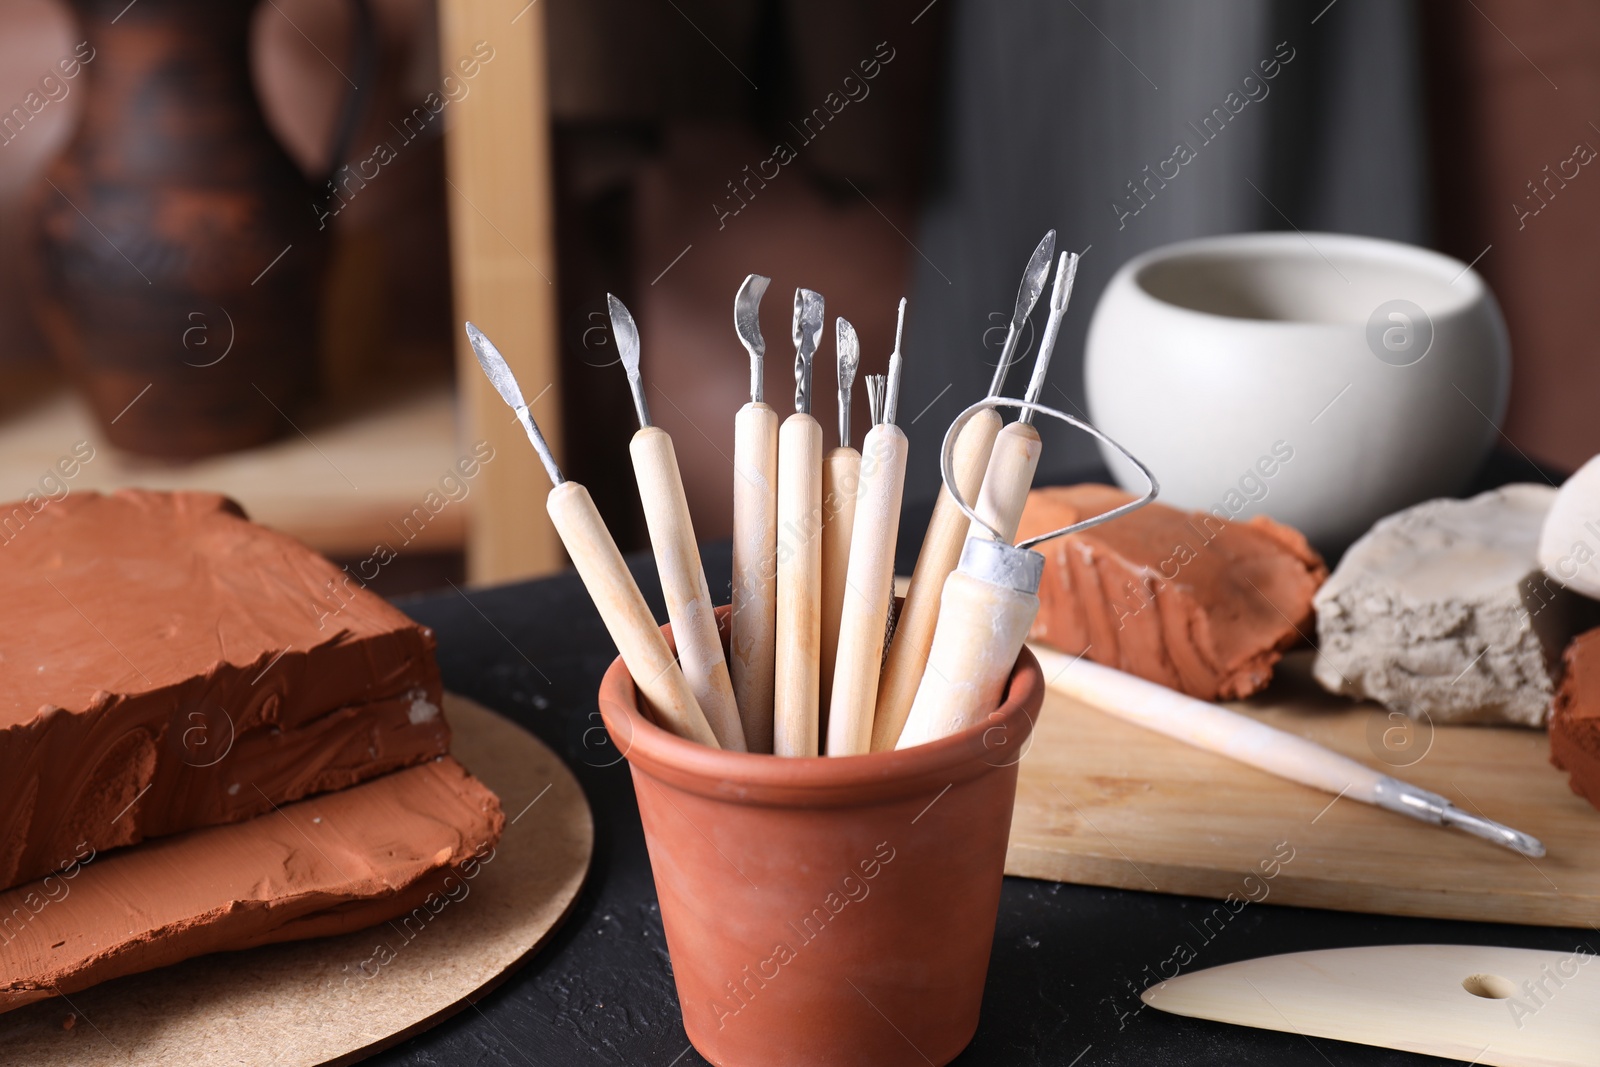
[31,0,369,458]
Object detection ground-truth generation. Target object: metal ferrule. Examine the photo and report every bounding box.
[957,537,1044,596]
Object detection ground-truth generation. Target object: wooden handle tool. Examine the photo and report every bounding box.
[818,318,862,726]
[465,323,717,747]
[871,231,1057,751]
[970,251,1078,543]
[870,409,1000,750]
[610,296,747,752]
[1029,643,1546,856]
[827,303,909,756]
[896,539,1040,748]
[730,274,778,753]
[896,396,1159,750]
[773,288,826,757]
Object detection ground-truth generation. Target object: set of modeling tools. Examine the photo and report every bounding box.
[465,227,1544,854]
[463,234,1084,760]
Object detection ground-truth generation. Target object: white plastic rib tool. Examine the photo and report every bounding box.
[773,288,826,757]
[731,274,778,753]
[464,322,718,747]
[818,316,862,728]
[873,232,1057,751]
[827,299,909,756]
[970,250,1080,543]
[1029,644,1545,857]
[896,398,1158,749]
[608,296,746,751]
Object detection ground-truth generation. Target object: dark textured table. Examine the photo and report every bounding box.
[383,522,1588,1067]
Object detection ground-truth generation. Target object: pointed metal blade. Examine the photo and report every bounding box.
[1011,229,1057,331]
[607,293,651,426]
[989,229,1056,396]
[466,322,525,412]
[1143,945,1597,1067]
[792,288,824,414]
[607,293,641,380]
[835,317,859,446]
[464,322,563,484]
[735,274,771,403]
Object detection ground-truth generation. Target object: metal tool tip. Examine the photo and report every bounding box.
[606,293,648,424]
[836,317,860,366]
[792,290,825,356]
[1443,806,1546,858]
[1050,251,1080,312]
[738,273,771,303]
[735,274,770,402]
[893,298,907,356]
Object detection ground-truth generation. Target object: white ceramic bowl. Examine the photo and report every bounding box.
[1084,232,1510,552]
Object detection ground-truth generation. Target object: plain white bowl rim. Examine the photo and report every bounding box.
[1116,231,1486,328]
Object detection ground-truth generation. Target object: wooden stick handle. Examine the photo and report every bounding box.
[826,425,908,756]
[871,407,1003,750]
[546,481,718,747]
[818,445,860,728]
[969,420,1042,543]
[630,427,746,751]
[1028,644,1387,799]
[774,413,823,757]
[731,402,779,754]
[896,567,1038,749]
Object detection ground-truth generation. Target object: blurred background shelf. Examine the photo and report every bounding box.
[0,369,465,562]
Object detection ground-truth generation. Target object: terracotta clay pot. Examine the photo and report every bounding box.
[597,606,1043,1067]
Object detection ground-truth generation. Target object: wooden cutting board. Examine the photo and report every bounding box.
[1006,650,1600,927]
[0,695,593,1066]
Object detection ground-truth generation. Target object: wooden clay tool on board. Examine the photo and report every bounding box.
[970,251,1079,543]
[872,230,1057,751]
[465,322,718,747]
[730,274,778,753]
[896,398,1156,750]
[773,288,826,757]
[818,317,862,726]
[1029,643,1545,856]
[609,296,747,751]
[826,301,910,756]
[1143,944,1597,1066]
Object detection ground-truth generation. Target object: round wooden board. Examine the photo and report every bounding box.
[0,694,593,1066]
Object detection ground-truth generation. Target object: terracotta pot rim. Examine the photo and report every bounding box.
[596,614,1043,808]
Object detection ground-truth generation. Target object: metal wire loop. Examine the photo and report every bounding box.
[938,398,1160,550]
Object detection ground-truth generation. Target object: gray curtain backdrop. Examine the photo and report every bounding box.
[900,0,1428,506]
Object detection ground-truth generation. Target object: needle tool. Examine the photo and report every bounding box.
[827,300,910,756]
